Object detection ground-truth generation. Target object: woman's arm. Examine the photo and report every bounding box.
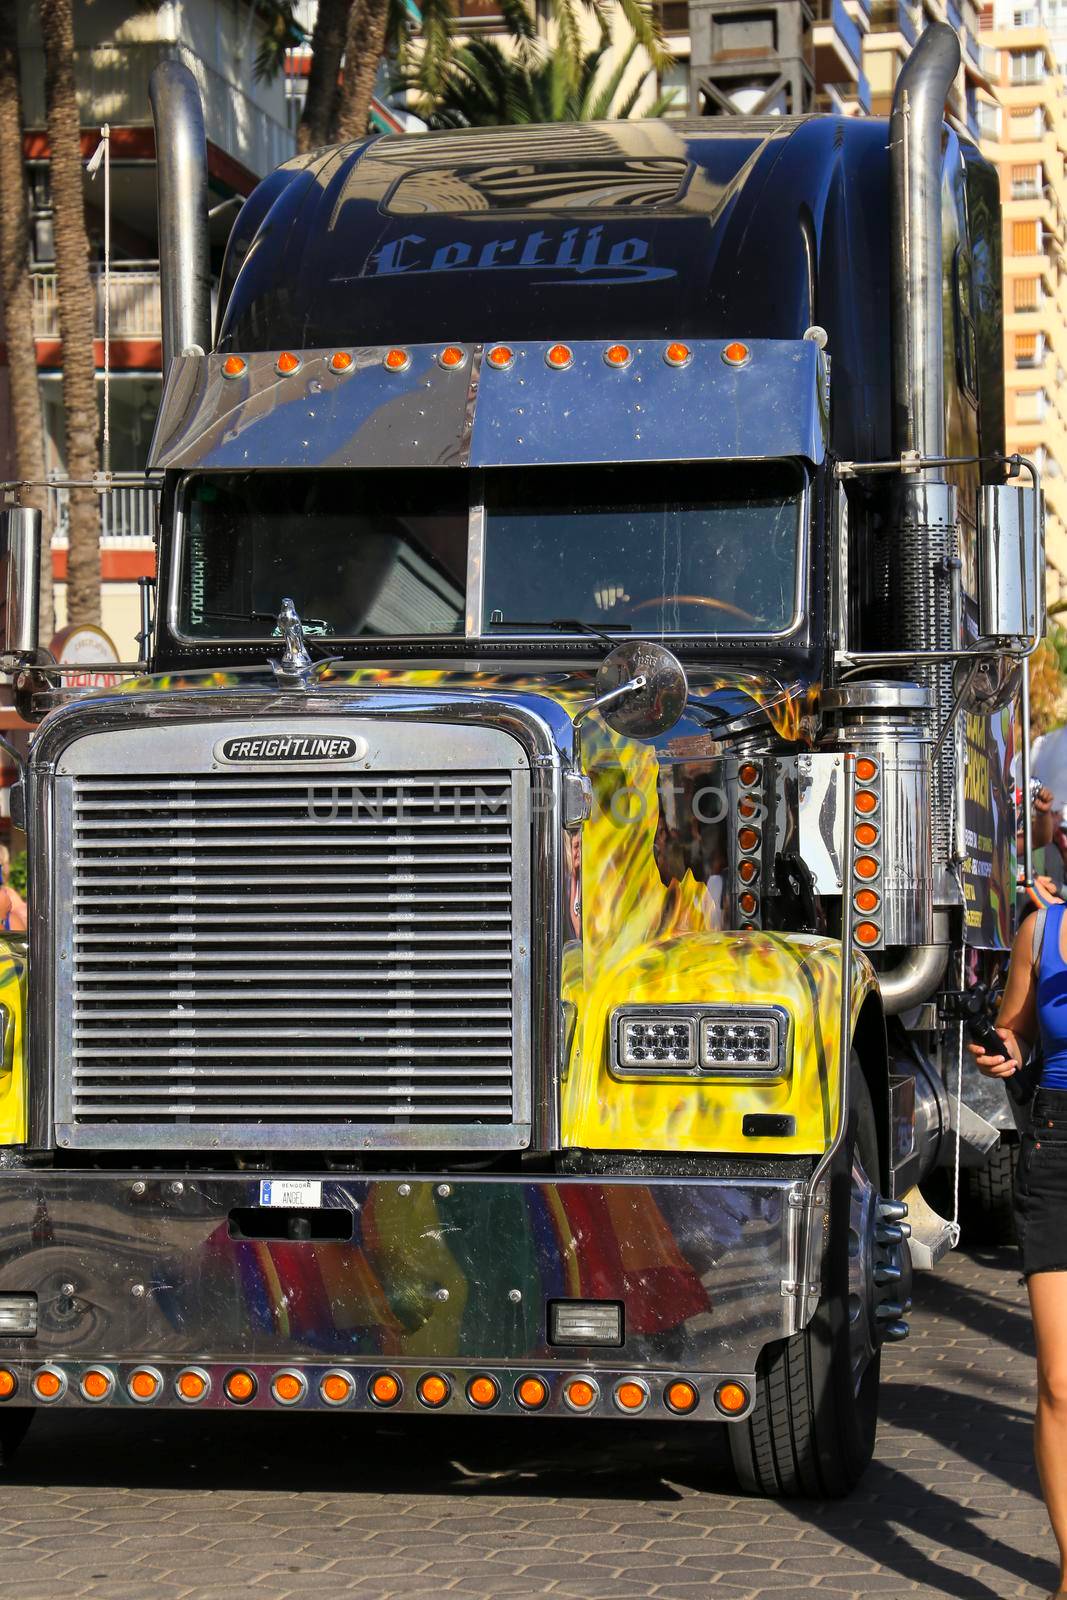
[967,914,1039,1079]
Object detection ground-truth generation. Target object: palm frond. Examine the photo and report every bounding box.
[585,36,638,120]
[613,0,672,72]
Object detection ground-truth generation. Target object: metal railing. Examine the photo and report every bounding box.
[46,481,159,545]
[21,41,293,179]
[32,264,161,341]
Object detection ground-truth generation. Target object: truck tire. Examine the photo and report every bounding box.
[729,1074,902,1498]
[960,1140,1018,1247]
[0,1408,33,1467]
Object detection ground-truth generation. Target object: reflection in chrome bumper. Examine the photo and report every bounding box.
[0,1170,800,1387]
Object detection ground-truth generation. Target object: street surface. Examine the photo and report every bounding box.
[0,1245,1054,1600]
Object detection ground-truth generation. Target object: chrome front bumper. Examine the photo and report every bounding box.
[0,1169,805,1420]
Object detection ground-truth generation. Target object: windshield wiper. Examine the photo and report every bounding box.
[487,617,632,647]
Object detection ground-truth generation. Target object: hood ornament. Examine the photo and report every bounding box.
[270,598,314,689]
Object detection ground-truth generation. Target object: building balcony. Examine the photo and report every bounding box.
[20,41,293,181]
[813,0,864,78]
[868,0,917,47]
[32,263,161,344]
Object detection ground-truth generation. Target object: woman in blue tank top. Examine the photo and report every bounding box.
[970,900,1067,1599]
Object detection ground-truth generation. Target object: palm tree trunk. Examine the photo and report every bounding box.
[331,0,390,144]
[298,0,351,152]
[0,0,53,642]
[39,0,99,628]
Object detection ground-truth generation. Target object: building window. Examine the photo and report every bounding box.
[1016,332,1044,367]
[1015,389,1047,423]
[1009,49,1045,83]
[1010,105,1045,137]
[1014,277,1040,310]
[659,57,690,115]
[1012,163,1041,199]
[978,100,1001,139]
[1013,220,1039,255]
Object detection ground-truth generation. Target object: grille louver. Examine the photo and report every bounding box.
[54,722,532,1151]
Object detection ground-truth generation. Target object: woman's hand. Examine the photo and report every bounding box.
[966,1027,1024,1079]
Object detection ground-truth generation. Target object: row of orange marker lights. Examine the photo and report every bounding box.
[0,1365,746,1416]
[220,342,752,381]
[736,761,762,924]
[851,756,882,947]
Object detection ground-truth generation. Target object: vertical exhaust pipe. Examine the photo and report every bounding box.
[149,60,212,369]
[889,23,961,466]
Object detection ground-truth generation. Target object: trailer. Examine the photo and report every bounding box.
[0,23,1043,1496]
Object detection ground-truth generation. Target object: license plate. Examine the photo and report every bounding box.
[259,1179,323,1208]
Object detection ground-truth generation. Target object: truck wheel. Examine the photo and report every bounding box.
[0,1408,33,1467]
[728,1074,907,1498]
[960,1140,1018,1247]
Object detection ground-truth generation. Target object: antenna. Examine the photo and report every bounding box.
[86,124,111,476]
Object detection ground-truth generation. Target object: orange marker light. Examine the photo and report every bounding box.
[738,795,757,819]
[384,348,410,372]
[721,341,751,367]
[604,343,632,368]
[516,1375,548,1410]
[739,890,758,917]
[486,345,515,370]
[221,354,246,378]
[854,888,880,913]
[417,1374,450,1408]
[321,1372,354,1405]
[738,826,760,853]
[715,1381,748,1415]
[82,1370,110,1400]
[565,1378,597,1411]
[855,822,879,847]
[855,855,880,881]
[664,341,692,368]
[738,859,759,884]
[855,790,878,815]
[739,763,759,787]
[33,1369,62,1400]
[369,1372,400,1406]
[177,1370,207,1402]
[856,757,878,782]
[614,1381,647,1412]
[467,1376,499,1408]
[272,1372,304,1404]
[329,350,354,373]
[855,921,880,946]
[224,1369,255,1404]
[276,351,301,375]
[0,1370,15,1400]
[129,1369,160,1401]
[438,345,466,369]
[665,1379,698,1414]
[545,344,573,370]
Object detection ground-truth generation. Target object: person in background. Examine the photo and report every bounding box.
[0,845,27,934]
[969,901,1067,1600]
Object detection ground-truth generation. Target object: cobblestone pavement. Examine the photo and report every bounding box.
[0,1244,1055,1600]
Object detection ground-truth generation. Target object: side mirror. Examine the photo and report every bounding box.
[0,508,41,666]
[978,482,1044,647]
[589,640,688,740]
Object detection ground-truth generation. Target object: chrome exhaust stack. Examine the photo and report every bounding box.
[877,24,961,1007]
[149,60,212,370]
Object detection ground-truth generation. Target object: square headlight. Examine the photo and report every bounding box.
[616,1012,697,1070]
[699,1012,782,1075]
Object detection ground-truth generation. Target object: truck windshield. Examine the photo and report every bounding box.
[176,462,803,641]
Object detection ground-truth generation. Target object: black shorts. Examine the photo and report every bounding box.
[1015,1087,1067,1277]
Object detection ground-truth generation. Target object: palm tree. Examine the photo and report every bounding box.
[298,0,350,151]
[38,0,99,627]
[333,0,393,141]
[0,0,52,639]
[400,26,678,127]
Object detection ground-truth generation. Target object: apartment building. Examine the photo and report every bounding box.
[0,0,293,655]
[979,8,1067,600]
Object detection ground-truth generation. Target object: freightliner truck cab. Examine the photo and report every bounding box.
[0,25,1043,1495]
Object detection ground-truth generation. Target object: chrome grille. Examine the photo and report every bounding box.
[53,721,531,1150]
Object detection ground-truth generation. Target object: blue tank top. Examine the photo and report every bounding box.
[1036,903,1067,1090]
